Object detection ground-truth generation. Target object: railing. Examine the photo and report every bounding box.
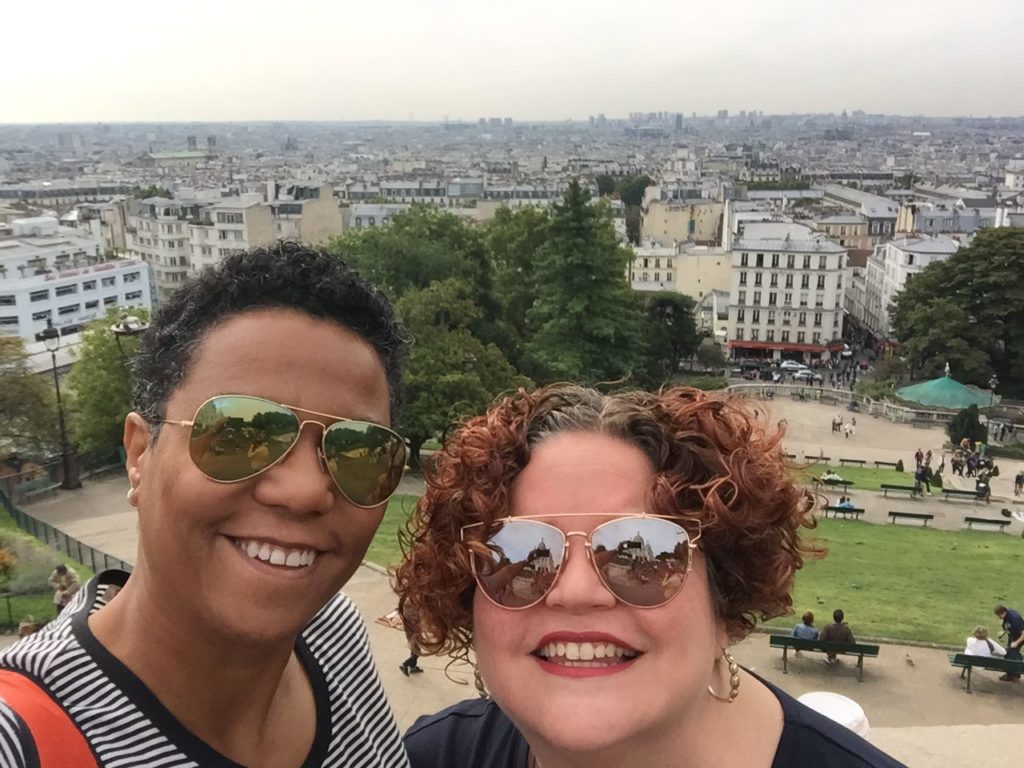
[1,448,123,506]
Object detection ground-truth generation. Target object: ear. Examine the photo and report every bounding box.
[124,412,152,493]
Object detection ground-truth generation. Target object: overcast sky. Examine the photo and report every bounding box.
[3,0,1023,123]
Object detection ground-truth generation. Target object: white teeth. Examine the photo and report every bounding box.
[236,539,317,569]
[594,644,606,659]
[556,643,565,657]
[565,642,580,660]
[538,641,639,665]
[579,643,595,661]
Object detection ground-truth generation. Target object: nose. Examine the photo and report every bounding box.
[251,423,335,514]
[543,535,617,614]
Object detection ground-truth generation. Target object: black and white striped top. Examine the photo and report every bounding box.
[0,571,409,768]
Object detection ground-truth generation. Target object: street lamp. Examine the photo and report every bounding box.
[39,320,81,490]
[988,375,999,408]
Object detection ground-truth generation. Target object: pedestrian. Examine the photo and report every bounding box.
[915,464,932,495]
[1014,470,1024,497]
[47,564,80,616]
[925,450,932,468]
[398,603,424,676]
[994,605,1024,681]
[819,609,855,663]
[914,448,923,468]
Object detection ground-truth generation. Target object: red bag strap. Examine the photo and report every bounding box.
[0,670,98,768]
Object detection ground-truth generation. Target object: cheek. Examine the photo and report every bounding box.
[472,593,526,677]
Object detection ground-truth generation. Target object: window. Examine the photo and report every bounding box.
[798,312,807,325]
[739,272,747,286]
[786,254,795,269]
[799,293,808,307]
[755,253,764,267]
[753,291,761,305]
[781,330,790,342]
[767,310,776,325]
[766,330,775,342]
[216,212,244,224]
[125,291,143,301]
[771,254,779,268]
[55,284,78,297]
[735,328,744,341]
[814,312,823,327]
[750,328,759,341]
[815,294,824,308]
[643,258,650,268]
[818,254,827,270]
[218,230,229,240]
[58,304,79,316]
[0,317,17,327]
[654,273,660,282]
[82,280,96,290]
[752,310,761,324]
[769,274,778,288]
[802,255,811,269]
[840,226,847,235]
[768,292,777,306]
[101,277,116,287]
[754,273,762,286]
[813,332,822,344]
[818,275,827,290]
[883,222,891,233]
[784,292,792,305]
[123,272,141,283]
[907,254,914,266]
[654,258,661,269]
[369,217,376,227]
[32,309,51,321]
[871,221,880,234]
[782,310,791,326]
[30,289,49,302]
[800,275,810,289]
[797,331,806,343]
[103,295,117,305]
[355,217,362,228]
[737,291,746,305]
[666,272,672,282]
[736,309,745,323]
[642,272,649,281]
[85,300,99,309]
[785,274,793,288]
[740,253,748,267]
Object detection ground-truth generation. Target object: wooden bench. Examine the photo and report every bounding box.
[769,635,880,682]
[824,506,866,519]
[964,516,1010,532]
[873,460,899,469]
[881,483,918,498]
[889,510,933,526]
[943,488,980,503]
[839,458,867,467]
[819,478,853,492]
[783,453,797,460]
[949,653,1024,693]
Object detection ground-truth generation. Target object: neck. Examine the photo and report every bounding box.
[88,567,303,759]
[527,670,782,768]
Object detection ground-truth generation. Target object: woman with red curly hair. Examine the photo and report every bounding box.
[396,384,904,768]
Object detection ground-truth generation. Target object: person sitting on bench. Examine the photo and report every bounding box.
[964,626,1004,658]
[836,495,855,510]
[819,609,855,663]
[792,611,819,640]
[821,470,844,483]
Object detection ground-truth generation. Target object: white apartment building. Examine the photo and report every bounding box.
[127,197,203,302]
[345,203,412,230]
[0,217,150,342]
[630,244,677,292]
[727,235,848,362]
[861,235,959,338]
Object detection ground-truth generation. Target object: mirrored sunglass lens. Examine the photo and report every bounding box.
[322,422,406,506]
[590,518,690,607]
[476,521,565,608]
[189,397,299,481]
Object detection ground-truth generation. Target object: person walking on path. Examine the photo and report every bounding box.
[819,609,855,663]
[995,605,1024,680]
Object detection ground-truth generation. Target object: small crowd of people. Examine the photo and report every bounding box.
[830,414,857,439]
[963,605,1024,682]
[792,609,856,663]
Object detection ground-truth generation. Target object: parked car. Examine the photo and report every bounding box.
[793,369,823,383]
[779,360,808,372]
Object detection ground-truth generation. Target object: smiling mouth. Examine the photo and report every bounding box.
[230,537,319,569]
[533,641,641,668]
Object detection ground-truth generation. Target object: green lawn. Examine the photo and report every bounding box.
[766,518,1024,646]
[363,494,419,571]
[800,464,911,492]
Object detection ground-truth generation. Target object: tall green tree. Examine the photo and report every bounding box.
[133,185,172,199]
[636,293,700,387]
[0,337,58,457]
[525,180,646,384]
[65,308,149,454]
[890,228,1024,394]
[595,175,616,197]
[397,279,530,466]
[615,175,653,207]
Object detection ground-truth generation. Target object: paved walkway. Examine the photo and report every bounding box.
[14,396,1024,766]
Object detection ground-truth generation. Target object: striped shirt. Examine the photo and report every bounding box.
[0,570,409,768]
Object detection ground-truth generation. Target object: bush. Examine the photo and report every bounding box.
[685,375,728,391]
[895,459,905,473]
[947,405,987,447]
[988,444,1024,461]
[0,534,61,596]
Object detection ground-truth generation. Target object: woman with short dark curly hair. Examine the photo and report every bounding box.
[398,384,905,768]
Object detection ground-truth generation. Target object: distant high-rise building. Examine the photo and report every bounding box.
[478,118,487,127]
[717,110,729,119]
[187,135,198,151]
[207,135,217,150]
[503,117,513,126]
[675,113,683,131]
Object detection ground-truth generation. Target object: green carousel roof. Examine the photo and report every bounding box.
[895,375,992,410]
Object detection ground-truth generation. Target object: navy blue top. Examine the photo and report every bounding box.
[405,676,906,768]
[1002,609,1024,643]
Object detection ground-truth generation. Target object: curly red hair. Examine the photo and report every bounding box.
[394,384,820,662]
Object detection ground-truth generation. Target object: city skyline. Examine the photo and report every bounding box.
[4,0,1024,123]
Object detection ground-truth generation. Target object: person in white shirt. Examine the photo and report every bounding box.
[964,626,1005,657]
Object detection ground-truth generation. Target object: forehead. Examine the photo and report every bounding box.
[510,432,655,523]
[171,308,390,423]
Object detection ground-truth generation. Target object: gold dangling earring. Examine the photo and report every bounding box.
[474,666,489,699]
[707,647,741,703]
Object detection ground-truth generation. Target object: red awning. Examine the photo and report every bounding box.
[728,341,827,352]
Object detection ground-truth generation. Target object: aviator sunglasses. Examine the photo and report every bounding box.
[463,513,701,609]
[158,395,407,508]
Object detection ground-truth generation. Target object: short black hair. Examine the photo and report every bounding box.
[133,242,406,426]
[833,609,845,623]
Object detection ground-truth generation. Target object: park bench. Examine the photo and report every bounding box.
[881,483,918,498]
[819,478,853,492]
[13,477,59,503]
[889,510,934,527]
[964,516,1010,532]
[783,452,797,460]
[769,635,880,682]
[839,458,867,467]
[949,653,1024,693]
[824,506,866,520]
[873,460,899,469]
[816,456,832,463]
[943,488,981,503]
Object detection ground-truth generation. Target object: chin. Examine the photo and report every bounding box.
[507,693,659,755]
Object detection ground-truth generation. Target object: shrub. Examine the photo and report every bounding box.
[895,459,905,473]
[685,375,728,391]
[0,535,60,596]
[988,444,1024,461]
[947,405,987,447]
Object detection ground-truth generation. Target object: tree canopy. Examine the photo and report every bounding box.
[890,228,1024,396]
[0,336,58,458]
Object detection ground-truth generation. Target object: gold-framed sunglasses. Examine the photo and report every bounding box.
[462,513,702,609]
[157,394,407,508]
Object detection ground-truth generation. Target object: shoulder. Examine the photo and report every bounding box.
[405,698,529,768]
[768,683,907,768]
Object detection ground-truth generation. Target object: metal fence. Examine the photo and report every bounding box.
[1,448,123,506]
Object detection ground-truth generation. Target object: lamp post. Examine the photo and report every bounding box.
[989,375,999,408]
[39,320,81,490]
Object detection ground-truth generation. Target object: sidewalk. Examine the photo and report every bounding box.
[17,470,1024,766]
